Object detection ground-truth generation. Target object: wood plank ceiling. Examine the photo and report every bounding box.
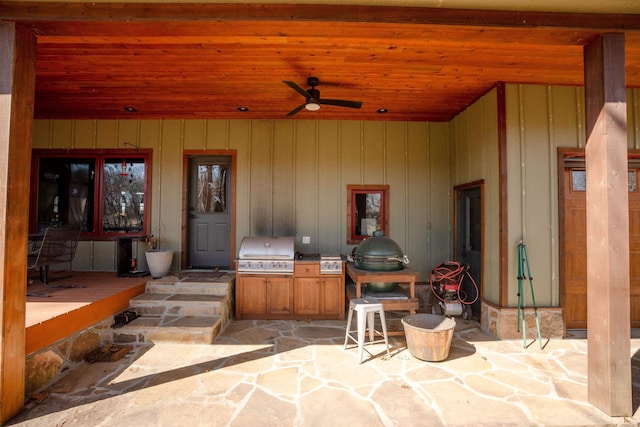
[3,3,640,121]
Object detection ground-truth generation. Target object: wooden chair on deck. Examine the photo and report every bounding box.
[28,226,84,291]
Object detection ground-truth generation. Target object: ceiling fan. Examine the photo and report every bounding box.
[283,77,363,116]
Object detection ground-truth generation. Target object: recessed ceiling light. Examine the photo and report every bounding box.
[377,108,388,114]
[124,106,137,112]
[237,106,249,112]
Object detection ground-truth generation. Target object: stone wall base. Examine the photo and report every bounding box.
[25,317,115,397]
[481,302,565,340]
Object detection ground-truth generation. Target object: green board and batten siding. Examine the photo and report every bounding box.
[31,118,453,281]
[34,85,637,307]
[503,86,640,307]
[449,88,501,305]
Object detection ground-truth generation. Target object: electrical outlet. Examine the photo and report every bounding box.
[302,236,311,244]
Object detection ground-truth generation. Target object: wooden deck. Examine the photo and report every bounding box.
[26,271,147,355]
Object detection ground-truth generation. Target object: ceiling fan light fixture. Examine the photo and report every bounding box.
[283,78,361,117]
[305,102,320,111]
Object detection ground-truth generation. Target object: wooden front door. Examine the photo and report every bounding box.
[560,161,640,329]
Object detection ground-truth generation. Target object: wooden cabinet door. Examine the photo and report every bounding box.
[237,276,267,318]
[267,277,293,315]
[294,277,321,315]
[321,276,344,315]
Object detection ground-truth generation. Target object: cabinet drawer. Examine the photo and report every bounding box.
[294,263,320,277]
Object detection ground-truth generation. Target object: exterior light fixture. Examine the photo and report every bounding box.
[124,106,137,112]
[377,108,388,114]
[237,106,249,112]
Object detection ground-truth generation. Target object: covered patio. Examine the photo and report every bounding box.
[7,318,640,426]
[2,1,640,423]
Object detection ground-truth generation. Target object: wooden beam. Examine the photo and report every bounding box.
[496,82,509,307]
[1,2,640,30]
[584,33,631,416]
[0,22,36,424]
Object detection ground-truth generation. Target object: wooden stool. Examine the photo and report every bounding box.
[343,297,390,363]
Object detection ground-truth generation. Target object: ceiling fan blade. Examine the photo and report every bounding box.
[319,99,363,109]
[286,103,307,116]
[283,81,310,99]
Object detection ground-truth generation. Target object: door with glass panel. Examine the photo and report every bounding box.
[188,156,231,268]
[560,159,640,328]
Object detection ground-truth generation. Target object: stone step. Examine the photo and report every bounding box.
[113,315,225,345]
[129,293,227,317]
[145,274,233,296]
[112,272,235,345]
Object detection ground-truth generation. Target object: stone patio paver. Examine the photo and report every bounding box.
[7,319,640,426]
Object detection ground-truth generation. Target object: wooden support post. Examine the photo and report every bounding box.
[0,23,36,424]
[584,33,632,416]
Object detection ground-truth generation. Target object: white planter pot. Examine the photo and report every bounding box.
[145,250,173,278]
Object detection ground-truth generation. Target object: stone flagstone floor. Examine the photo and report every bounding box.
[7,318,640,426]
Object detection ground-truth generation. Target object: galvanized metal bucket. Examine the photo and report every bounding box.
[401,313,456,362]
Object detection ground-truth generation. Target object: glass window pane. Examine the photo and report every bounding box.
[469,193,481,251]
[572,169,586,192]
[571,169,637,192]
[37,158,94,232]
[354,192,381,236]
[102,159,145,233]
[197,163,227,213]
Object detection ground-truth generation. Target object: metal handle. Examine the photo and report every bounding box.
[388,255,409,265]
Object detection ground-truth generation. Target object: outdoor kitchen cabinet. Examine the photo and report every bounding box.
[235,275,293,320]
[235,262,345,320]
[293,263,345,320]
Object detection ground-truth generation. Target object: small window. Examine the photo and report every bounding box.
[629,169,637,192]
[31,149,152,237]
[347,185,389,244]
[571,169,586,192]
[572,168,638,192]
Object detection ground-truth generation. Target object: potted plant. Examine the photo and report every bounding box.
[143,227,173,278]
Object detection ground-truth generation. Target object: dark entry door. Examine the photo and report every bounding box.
[455,185,482,320]
[188,156,231,268]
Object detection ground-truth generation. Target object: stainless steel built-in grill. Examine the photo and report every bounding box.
[237,236,295,274]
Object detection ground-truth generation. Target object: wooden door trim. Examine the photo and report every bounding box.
[557,147,582,322]
[181,150,237,270]
[453,180,485,306]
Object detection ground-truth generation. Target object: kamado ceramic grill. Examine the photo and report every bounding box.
[352,231,409,272]
[351,230,409,292]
